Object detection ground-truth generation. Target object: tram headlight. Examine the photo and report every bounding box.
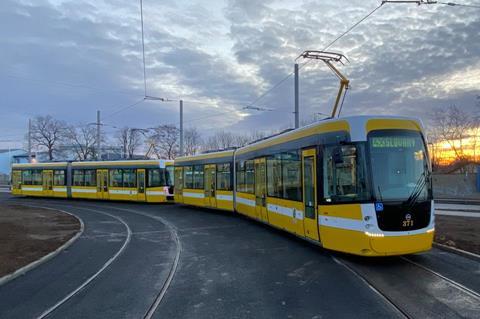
[365,232,384,238]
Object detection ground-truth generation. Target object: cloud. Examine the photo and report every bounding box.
[0,0,479,149]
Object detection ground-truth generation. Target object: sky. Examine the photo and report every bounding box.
[1,0,479,149]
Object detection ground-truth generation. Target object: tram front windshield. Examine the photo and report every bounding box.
[368,130,430,202]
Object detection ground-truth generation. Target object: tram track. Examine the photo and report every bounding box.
[333,253,480,318]
[32,205,133,319]
[6,198,181,319]
[97,204,182,319]
[4,197,480,318]
[332,256,411,318]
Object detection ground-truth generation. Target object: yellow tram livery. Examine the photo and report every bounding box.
[174,149,235,211]
[174,116,434,256]
[11,160,174,203]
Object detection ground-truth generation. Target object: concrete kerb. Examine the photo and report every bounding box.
[0,205,85,287]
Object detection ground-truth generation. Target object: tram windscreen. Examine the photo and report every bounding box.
[368,130,430,202]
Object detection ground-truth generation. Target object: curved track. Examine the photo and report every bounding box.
[1,193,479,318]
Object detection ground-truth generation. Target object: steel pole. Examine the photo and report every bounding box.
[28,118,32,163]
[180,100,184,157]
[97,110,101,160]
[294,63,299,129]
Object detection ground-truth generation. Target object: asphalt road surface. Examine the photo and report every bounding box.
[0,193,479,319]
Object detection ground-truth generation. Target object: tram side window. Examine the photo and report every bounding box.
[32,170,43,185]
[73,170,85,186]
[193,165,204,189]
[245,160,255,194]
[54,170,66,186]
[84,170,96,187]
[323,144,369,203]
[267,154,283,198]
[216,163,232,191]
[110,169,123,187]
[123,169,137,188]
[266,152,302,201]
[282,152,302,201]
[184,166,193,189]
[236,161,246,193]
[166,166,174,186]
[73,170,96,187]
[22,170,32,185]
[109,169,137,188]
[148,169,166,187]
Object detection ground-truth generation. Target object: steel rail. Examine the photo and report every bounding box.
[331,256,411,319]
[400,256,480,300]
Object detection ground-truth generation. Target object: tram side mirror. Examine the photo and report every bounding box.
[332,147,344,164]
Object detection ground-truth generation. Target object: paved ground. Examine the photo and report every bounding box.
[0,193,479,319]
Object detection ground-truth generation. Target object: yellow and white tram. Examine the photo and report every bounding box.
[11,160,174,203]
[174,116,435,256]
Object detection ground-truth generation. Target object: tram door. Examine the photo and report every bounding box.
[204,164,216,207]
[174,167,184,203]
[137,169,146,202]
[302,149,320,241]
[43,170,53,196]
[254,158,268,222]
[96,169,109,200]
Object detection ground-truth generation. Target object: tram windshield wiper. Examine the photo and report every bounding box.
[405,170,428,207]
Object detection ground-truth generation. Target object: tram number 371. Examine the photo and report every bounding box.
[402,213,414,227]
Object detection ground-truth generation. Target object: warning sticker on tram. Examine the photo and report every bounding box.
[371,137,416,148]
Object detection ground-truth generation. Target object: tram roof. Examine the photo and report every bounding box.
[12,159,174,170]
[235,115,423,156]
[175,149,234,164]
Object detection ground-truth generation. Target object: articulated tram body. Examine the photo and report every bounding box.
[174,116,434,256]
[11,160,174,203]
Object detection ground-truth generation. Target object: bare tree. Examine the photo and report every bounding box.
[30,115,67,160]
[203,130,236,151]
[431,105,472,162]
[115,127,143,159]
[202,130,269,152]
[148,125,179,159]
[65,125,101,160]
[184,127,202,156]
[232,134,250,148]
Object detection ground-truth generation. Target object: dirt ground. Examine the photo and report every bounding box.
[0,204,80,278]
[435,215,480,255]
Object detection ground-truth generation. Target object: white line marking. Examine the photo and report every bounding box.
[183,192,204,199]
[433,243,480,261]
[21,187,43,191]
[109,189,138,195]
[216,194,233,201]
[435,203,480,212]
[71,188,97,194]
[236,196,255,207]
[435,210,480,218]
[36,206,132,319]
[146,191,166,196]
[267,203,304,220]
